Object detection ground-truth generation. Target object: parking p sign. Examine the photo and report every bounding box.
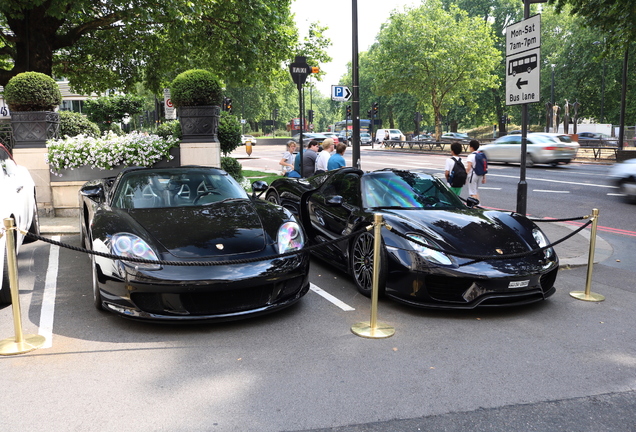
[331,85,352,102]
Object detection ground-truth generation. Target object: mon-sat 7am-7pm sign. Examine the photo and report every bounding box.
[506,14,541,106]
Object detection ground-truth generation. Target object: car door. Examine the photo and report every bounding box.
[491,135,521,162]
[307,172,362,266]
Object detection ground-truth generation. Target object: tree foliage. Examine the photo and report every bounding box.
[0,0,298,93]
[368,0,500,138]
[84,94,144,130]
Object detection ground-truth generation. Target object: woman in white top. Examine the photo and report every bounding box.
[314,138,334,174]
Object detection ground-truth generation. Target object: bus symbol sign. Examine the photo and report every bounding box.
[506,48,540,106]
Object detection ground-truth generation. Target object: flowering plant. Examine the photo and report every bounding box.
[46,131,180,175]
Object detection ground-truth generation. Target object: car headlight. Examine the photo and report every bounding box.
[407,234,453,266]
[277,222,305,254]
[111,233,161,270]
[532,228,553,259]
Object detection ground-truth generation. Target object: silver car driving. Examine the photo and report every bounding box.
[480,133,579,167]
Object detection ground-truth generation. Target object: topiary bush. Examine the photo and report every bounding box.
[170,70,222,108]
[218,111,241,156]
[221,156,243,181]
[156,120,182,140]
[59,111,100,138]
[83,94,144,132]
[3,72,62,111]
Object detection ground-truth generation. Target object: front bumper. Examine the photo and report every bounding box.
[95,253,310,322]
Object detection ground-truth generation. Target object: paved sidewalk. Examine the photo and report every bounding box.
[39,216,612,268]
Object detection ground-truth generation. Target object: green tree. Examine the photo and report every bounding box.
[218,111,241,156]
[84,94,144,131]
[369,0,500,139]
[0,0,297,93]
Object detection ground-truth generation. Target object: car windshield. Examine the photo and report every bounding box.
[112,168,248,210]
[362,171,464,209]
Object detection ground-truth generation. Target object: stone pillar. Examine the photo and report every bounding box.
[12,148,53,215]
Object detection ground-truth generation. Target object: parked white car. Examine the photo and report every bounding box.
[0,143,39,305]
[241,135,257,145]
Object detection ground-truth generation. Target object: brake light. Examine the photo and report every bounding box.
[544,146,558,150]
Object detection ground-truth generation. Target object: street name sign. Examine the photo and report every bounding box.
[505,14,541,106]
[331,85,352,102]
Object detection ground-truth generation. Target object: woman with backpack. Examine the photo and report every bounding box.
[466,139,487,201]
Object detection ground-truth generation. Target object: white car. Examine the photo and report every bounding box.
[241,135,257,145]
[0,143,39,305]
[480,133,579,167]
[608,158,636,204]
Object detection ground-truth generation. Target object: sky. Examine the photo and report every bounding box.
[291,0,421,97]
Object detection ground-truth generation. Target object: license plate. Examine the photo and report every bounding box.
[509,280,530,289]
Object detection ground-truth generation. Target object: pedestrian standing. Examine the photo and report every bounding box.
[466,139,487,201]
[327,143,347,170]
[315,138,334,174]
[279,140,300,177]
[301,140,320,177]
[444,142,467,196]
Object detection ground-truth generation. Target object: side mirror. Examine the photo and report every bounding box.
[326,195,344,206]
[465,196,480,208]
[80,184,104,201]
[251,180,268,199]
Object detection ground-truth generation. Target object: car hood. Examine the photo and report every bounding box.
[382,208,534,256]
[127,200,267,258]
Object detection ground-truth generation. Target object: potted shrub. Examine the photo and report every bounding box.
[3,72,62,148]
[170,69,222,143]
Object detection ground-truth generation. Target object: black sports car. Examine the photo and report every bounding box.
[265,168,559,309]
[79,166,309,322]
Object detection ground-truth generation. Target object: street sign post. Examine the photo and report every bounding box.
[331,85,352,102]
[163,88,175,120]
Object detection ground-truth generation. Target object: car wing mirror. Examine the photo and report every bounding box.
[465,196,480,208]
[80,184,104,201]
[251,180,268,199]
[326,195,344,206]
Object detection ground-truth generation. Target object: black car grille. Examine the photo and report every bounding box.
[540,267,558,292]
[426,275,474,302]
[130,276,305,316]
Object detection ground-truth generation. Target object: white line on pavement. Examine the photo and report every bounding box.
[39,235,60,348]
[310,283,355,311]
[533,190,570,193]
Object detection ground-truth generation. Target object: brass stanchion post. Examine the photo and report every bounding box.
[570,208,605,302]
[351,214,395,339]
[0,218,46,355]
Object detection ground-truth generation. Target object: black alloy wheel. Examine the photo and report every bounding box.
[351,231,387,297]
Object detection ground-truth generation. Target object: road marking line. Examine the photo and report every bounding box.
[480,187,501,190]
[533,190,570,193]
[310,283,355,311]
[607,193,626,197]
[39,235,60,348]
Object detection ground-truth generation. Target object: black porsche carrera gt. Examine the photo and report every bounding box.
[79,166,309,322]
[265,168,559,309]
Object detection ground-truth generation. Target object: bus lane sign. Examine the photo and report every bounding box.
[506,48,540,106]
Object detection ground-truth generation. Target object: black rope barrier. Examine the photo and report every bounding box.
[528,215,591,222]
[20,228,367,267]
[16,212,594,268]
[387,219,593,265]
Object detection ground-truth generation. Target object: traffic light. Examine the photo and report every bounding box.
[367,109,372,117]
[346,105,352,119]
[372,102,379,115]
[308,109,314,123]
[223,97,232,113]
[273,108,279,118]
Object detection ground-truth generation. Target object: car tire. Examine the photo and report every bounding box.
[620,179,636,204]
[0,247,12,305]
[22,200,40,244]
[351,231,387,297]
[91,254,104,311]
[266,190,280,205]
[525,154,535,167]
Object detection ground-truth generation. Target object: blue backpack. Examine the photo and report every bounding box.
[473,151,488,176]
